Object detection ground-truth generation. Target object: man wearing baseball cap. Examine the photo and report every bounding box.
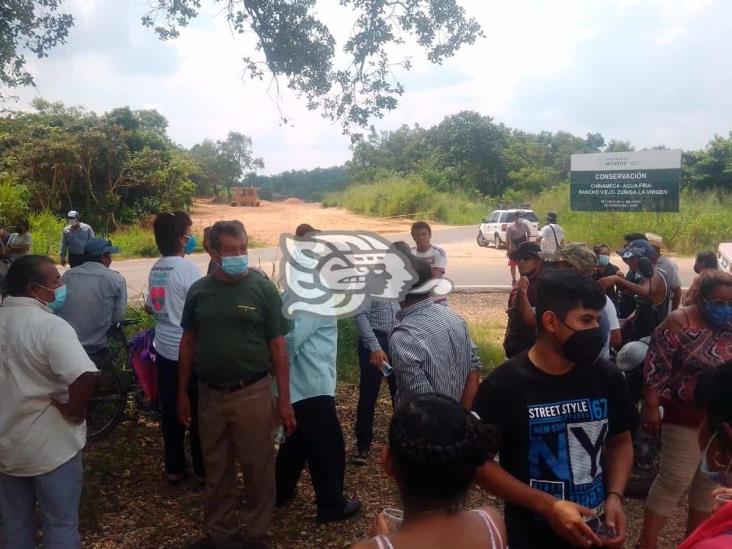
[59,238,127,361]
[503,241,544,358]
[645,232,682,311]
[598,239,671,341]
[541,243,622,359]
[60,211,95,268]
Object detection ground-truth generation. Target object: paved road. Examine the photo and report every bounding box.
[109,225,697,300]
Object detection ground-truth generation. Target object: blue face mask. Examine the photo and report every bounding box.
[219,255,249,276]
[598,255,610,267]
[184,235,196,255]
[39,284,67,313]
[700,433,732,487]
[703,300,732,330]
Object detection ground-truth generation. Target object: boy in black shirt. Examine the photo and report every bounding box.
[474,270,637,548]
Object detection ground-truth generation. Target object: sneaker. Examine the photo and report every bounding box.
[351,447,369,466]
[317,498,362,523]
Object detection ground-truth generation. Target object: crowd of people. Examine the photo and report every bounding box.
[0,208,731,549]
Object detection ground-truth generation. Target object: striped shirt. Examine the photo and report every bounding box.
[354,301,400,352]
[391,298,481,405]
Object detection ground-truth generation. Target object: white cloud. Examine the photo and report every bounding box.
[4,0,730,172]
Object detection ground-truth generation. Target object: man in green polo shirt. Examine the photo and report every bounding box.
[178,220,295,549]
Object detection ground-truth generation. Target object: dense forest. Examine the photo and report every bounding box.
[255,110,732,205]
[0,99,261,232]
[2,101,731,236]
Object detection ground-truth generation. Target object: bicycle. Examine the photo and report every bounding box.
[86,319,156,442]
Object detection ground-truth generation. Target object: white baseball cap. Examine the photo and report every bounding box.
[67,210,79,219]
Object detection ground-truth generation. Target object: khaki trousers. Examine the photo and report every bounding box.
[198,377,276,540]
[646,423,717,516]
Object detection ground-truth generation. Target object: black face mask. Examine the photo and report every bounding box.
[559,323,604,365]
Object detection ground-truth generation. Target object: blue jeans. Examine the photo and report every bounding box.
[354,331,396,451]
[0,451,83,549]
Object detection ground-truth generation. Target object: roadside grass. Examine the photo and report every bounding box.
[323,176,493,225]
[529,183,731,255]
[25,212,263,260]
[327,178,731,255]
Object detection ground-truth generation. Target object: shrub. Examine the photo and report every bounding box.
[29,211,65,257]
[0,175,30,227]
[325,176,494,225]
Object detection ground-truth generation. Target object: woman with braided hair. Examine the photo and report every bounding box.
[351,393,506,549]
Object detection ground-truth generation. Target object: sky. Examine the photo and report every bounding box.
[9,0,732,174]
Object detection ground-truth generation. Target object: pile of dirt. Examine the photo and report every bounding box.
[281,197,305,204]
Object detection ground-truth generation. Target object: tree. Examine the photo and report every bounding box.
[142,0,482,135]
[425,111,508,195]
[0,1,73,101]
[604,139,635,152]
[683,134,732,191]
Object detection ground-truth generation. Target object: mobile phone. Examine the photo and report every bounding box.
[585,517,616,540]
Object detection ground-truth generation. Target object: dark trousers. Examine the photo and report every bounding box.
[68,253,86,268]
[275,396,346,512]
[355,331,396,452]
[157,354,205,477]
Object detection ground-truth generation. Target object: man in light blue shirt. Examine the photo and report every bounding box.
[60,238,127,358]
[275,302,361,524]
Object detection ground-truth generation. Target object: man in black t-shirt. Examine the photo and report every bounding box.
[474,271,637,549]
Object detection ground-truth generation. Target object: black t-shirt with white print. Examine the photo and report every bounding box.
[473,350,638,549]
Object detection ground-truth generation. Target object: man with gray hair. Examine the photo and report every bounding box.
[178,220,295,548]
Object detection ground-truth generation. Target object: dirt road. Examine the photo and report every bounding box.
[188,197,449,246]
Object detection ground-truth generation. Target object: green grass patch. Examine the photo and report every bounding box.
[323,176,494,225]
[29,210,65,256]
[23,212,264,261]
[467,320,506,375]
[532,183,732,255]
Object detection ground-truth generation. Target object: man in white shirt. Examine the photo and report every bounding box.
[410,221,448,305]
[536,211,565,254]
[0,255,98,548]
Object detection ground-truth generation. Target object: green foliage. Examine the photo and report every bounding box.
[0,172,29,225]
[324,176,492,225]
[0,1,73,99]
[466,321,506,374]
[532,183,732,254]
[27,210,64,256]
[0,101,214,231]
[143,1,481,134]
[683,133,732,191]
[336,318,360,385]
[108,226,160,259]
[189,133,263,196]
[254,166,349,201]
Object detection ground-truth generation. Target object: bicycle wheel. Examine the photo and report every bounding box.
[87,365,126,442]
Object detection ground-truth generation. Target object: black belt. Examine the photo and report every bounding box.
[201,372,267,393]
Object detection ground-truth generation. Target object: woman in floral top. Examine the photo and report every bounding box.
[638,270,732,549]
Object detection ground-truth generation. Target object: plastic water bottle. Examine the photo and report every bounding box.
[274,424,286,444]
[382,361,394,377]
